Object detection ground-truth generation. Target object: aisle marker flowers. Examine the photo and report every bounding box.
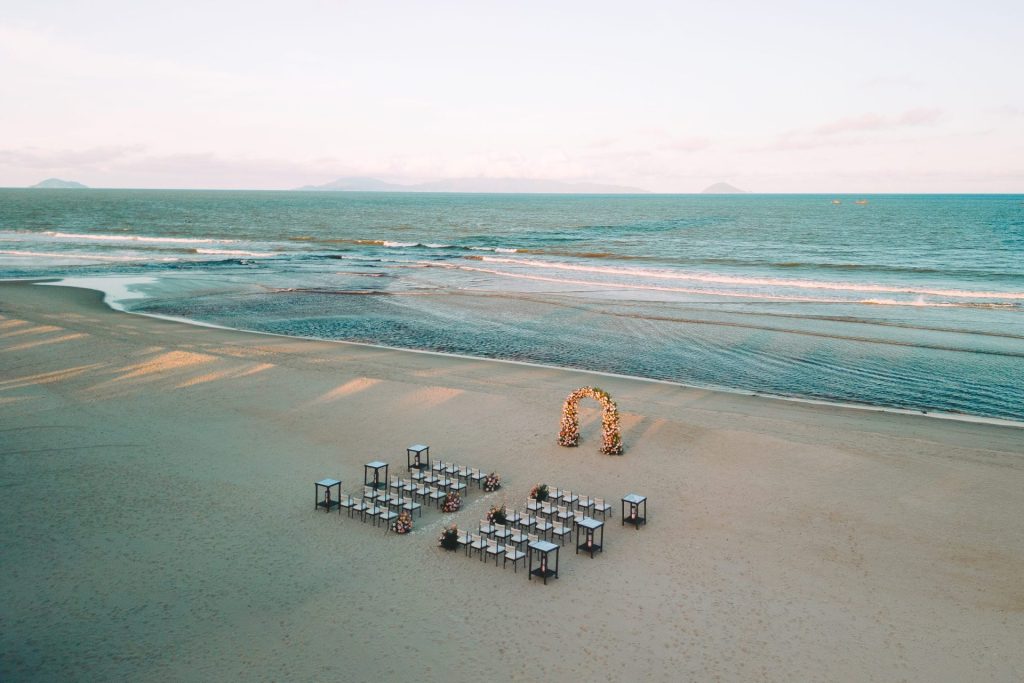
[393,510,413,534]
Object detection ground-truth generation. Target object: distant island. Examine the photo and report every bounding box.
[701,182,747,194]
[30,178,88,189]
[297,177,649,194]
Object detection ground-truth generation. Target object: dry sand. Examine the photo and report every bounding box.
[1,281,1022,682]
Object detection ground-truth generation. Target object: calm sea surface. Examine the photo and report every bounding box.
[2,189,1022,421]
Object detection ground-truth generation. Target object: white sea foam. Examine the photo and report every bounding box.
[433,262,842,303]
[194,248,278,257]
[478,256,1024,301]
[469,246,519,253]
[42,231,235,245]
[0,249,180,262]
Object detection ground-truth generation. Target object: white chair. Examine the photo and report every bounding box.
[469,533,487,559]
[402,478,416,496]
[526,497,540,512]
[414,479,430,502]
[577,495,595,514]
[428,486,446,507]
[573,511,585,528]
[379,504,398,531]
[506,509,522,525]
[339,493,357,517]
[527,533,539,545]
[562,490,578,508]
[470,468,487,488]
[485,538,505,566]
[350,497,368,520]
[448,479,467,495]
[504,542,526,572]
[493,523,510,542]
[479,519,496,537]
[534,515,553,539]
[403,497,423,518]
[519,512,535,531]
[508,526,526,548]
[550,517,571,545]
[363,499,381,525]
[456,529,472,554]
[556,505,573,524]
[389,476,401,494]
[593,497,612,519]
[362,486,377,501]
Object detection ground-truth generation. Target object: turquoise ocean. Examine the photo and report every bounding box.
[2,189,1022,422]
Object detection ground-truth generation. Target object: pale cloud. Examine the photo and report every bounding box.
[0,145,144,168]
[813,108,940,136]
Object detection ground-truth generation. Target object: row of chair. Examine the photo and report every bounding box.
[426,462,488,489]
[527,489,613,519]
[341,494,422,532]
[455,529,545,572]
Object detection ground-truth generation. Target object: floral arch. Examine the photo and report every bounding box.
[558,386,623,455]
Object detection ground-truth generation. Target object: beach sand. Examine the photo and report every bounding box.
[1,281,1022,682]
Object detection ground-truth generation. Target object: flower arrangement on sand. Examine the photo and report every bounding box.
[441,491,462,513]
[483,472,501,492]
[558,386,623,455]
[486,503,508,526]
[529,483,549,502]
[393,510,413,534]
[438,524,460,551]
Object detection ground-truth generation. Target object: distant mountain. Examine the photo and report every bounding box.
[30,178,88,189]
[297,176,648,194]
[295,177,407,192]
[701,182,746,194]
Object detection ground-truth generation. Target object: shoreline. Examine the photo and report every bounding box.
[14,276,1024,429]
[2,280,1023,681]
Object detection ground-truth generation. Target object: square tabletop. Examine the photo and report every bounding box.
[578,516,603,530]
[408,444,429,452]
[366,460,388,469]
[529,540,559,553]
[316,478,340,487]
[622,493,647,504]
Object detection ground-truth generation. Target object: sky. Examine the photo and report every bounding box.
[1,0,1022,192]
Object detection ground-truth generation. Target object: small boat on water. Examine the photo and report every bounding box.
[855,199,869,205]
[831,199,842,205]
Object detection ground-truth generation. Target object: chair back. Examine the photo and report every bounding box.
[595,497,605,508]
[528,533,538,544]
